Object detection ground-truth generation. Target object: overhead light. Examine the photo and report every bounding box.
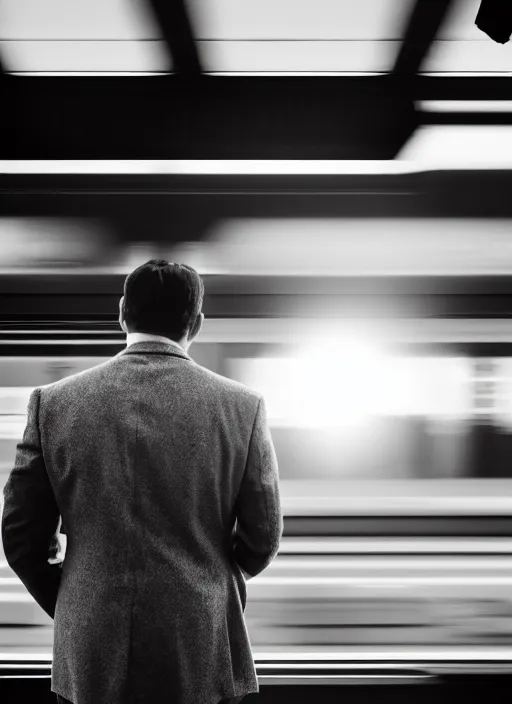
[397,125,512,168]
[421,72,512,77]
[0,160,418,175]
[419,101,512,113]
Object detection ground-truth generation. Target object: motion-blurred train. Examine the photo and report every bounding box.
[2,271,512,675]
[2,167,512,675]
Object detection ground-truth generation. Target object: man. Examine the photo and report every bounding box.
[2,260,283,704]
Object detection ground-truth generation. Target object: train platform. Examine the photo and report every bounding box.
[1,652,512,704]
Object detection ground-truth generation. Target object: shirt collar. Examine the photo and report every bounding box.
[126,332,184,352]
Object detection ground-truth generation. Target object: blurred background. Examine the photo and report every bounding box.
[2,0,512,697]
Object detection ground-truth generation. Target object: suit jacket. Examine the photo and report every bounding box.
[475,0,512,44]
[1,340,283,704]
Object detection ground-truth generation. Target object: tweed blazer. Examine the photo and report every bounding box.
[1,340,283,704]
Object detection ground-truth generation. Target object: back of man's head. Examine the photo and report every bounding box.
[122,260,204,342]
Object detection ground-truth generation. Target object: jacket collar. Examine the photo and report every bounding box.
[115,340,193,362]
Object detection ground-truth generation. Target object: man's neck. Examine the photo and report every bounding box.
[126,331,185,351]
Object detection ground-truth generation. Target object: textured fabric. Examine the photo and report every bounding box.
[56,696,246,704]
[2,340,283,704]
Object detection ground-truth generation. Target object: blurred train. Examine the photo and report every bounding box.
[2,272,512,674]
[4,22,512,694]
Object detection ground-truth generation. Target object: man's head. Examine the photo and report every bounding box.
[119,260,204,350]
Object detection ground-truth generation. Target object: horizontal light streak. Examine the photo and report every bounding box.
[253,649,512,661]
[21,72,512,81]
[12,71,382,77]
[13,71,166,76]
[208,217,512,276]
[0,654,52,661]
[249,576,512,585]
[3,560,512,583]
[281,497,512,516]
[3,318,512,344]
[272,558,512,570]
[0,593,39,601]
[3,153,512,172]
[207,71,383,76]
[0,339,119,345]
[0,663,49,670]
[0,676,50,679]
[2,650,512,664]
[0,490,508,515]
[398,126,512,168]
[254,663,431,670]
[420,101,512,113]
[0,331,122,336]
[0,160,417,175]
[257,674,431,682]
[279,538,512,554]
[420,72,512,77]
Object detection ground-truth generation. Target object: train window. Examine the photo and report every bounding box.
[227,351,477,481]
[2,353,512,484]
[493,359,512,430]
[228,352,472,425]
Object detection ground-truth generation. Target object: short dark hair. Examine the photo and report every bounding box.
[122,260,204,341]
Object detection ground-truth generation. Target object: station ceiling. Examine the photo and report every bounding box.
[0,0,509,160]
[0,0,505,75]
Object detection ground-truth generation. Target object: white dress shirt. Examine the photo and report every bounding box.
[126,331,184,351]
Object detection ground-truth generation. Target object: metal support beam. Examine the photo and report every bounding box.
[393,0,455,77]
[147,0,202,75]
[0,76,417,160]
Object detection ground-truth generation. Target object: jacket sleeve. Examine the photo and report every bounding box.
[233,396,283,579]
[1,388,62,619]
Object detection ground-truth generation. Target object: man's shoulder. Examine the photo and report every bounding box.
[38,358,262,408]
[39,359,114,397]
[191,363,262,405]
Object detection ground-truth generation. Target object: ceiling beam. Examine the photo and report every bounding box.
[0,76,417,160]
[392,0,455,77]
[147,0,202,75]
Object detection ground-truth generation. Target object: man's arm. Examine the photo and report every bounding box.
[233,397,283,579]
[1,388,62,619]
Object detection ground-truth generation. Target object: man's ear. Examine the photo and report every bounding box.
[119,296,128,334]
[188,312,204,341]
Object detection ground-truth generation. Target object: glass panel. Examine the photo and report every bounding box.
[229,353,473,481]
[424,0,510,73]
[199,39,395,73]
[398,126,512,169]
[206,217,512,276]
[190,0,408,40]
[425,40,512,73]
[189,0,412,73]
[0,0,162,40]
[0,39,170,73]
[0,0,168,73]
